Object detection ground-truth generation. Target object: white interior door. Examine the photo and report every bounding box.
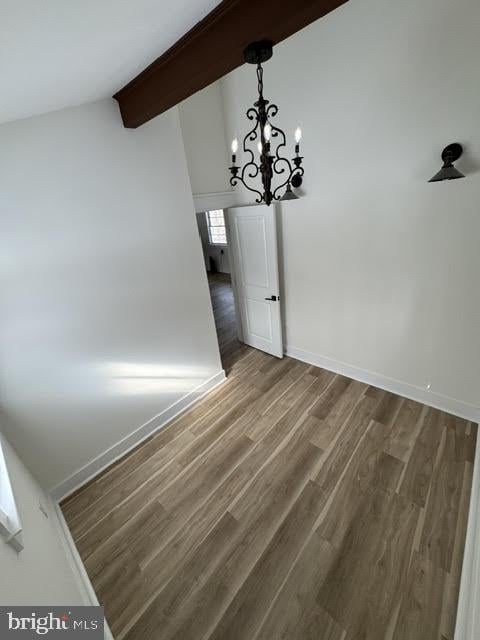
[226,205,283,358]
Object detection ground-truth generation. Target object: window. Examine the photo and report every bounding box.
[206,210,227,246]
[0,434,23,551]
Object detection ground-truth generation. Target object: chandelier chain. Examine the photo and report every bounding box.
[256,64,264,99]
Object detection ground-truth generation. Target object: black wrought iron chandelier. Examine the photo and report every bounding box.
[229,41,304,206]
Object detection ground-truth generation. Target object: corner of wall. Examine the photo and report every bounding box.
[51,369,226,502]
[454,427,480,640]
[50,500,114,639]
[285,345,479,422]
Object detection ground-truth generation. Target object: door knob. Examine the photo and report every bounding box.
[264,295,278,301]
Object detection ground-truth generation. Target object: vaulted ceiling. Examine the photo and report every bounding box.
[0,0,218,124]
[1,0,347,127]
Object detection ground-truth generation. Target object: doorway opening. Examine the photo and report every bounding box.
[196,209,247,373]
[208,271,247,373]
[196,204,285,372]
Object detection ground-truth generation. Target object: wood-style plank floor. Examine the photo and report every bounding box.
[207,272,248,373]
[61,272,476,640]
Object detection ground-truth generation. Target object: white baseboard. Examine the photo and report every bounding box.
[51,499,114,639]
[286,345,479,422]
[49,368,226,638]
[286,345,480,638]
[455,431,480,640]
[48,344,479,639]
[50,370,226,502]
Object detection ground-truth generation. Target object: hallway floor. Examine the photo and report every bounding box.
[62,345,476,640]
[207,271,247,373]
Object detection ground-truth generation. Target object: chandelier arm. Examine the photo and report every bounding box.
[241,158,259,181]
[272,161,294,200]
[272,155,293,176]
[230,172,263,203]
[291,166,305,184]
[266,103,278,120]
[269,123,287,160]
[241,160,264,203]
[273,165,305,200]
[269,122,298,200]
[243,109,260,164]
[229,106,264,202]
[246,106,259,123]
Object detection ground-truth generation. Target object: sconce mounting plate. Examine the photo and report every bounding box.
[442,143,463,164]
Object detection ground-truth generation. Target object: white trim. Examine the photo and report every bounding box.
[285,345,479,422]
[51,500,114,640]
[193,191,237,213]
[50,370,226,501]
[0,433,24,551]
[286,344,480,640]
[49,369,226,638]
[455,432,480,640]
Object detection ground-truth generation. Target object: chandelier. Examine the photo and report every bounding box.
[229,41,304,206]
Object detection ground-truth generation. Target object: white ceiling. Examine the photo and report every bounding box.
[0,0,220,124]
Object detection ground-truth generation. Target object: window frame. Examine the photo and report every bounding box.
[205,209,228,247]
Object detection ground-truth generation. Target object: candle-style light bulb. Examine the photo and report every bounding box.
[294,126,302,155]
[257,141,263,154]
[231,137,238,165]
[264,124,271,142]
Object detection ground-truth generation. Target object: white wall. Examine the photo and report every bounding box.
[196,212,231,274]
[0,431,85,605]
[178,82,232,195]
[218,0,480,415]
[0,99,223,491]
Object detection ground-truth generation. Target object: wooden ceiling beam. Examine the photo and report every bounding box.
[113,0,349,128]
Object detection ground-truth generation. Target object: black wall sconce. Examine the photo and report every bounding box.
[429,143,465,182]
